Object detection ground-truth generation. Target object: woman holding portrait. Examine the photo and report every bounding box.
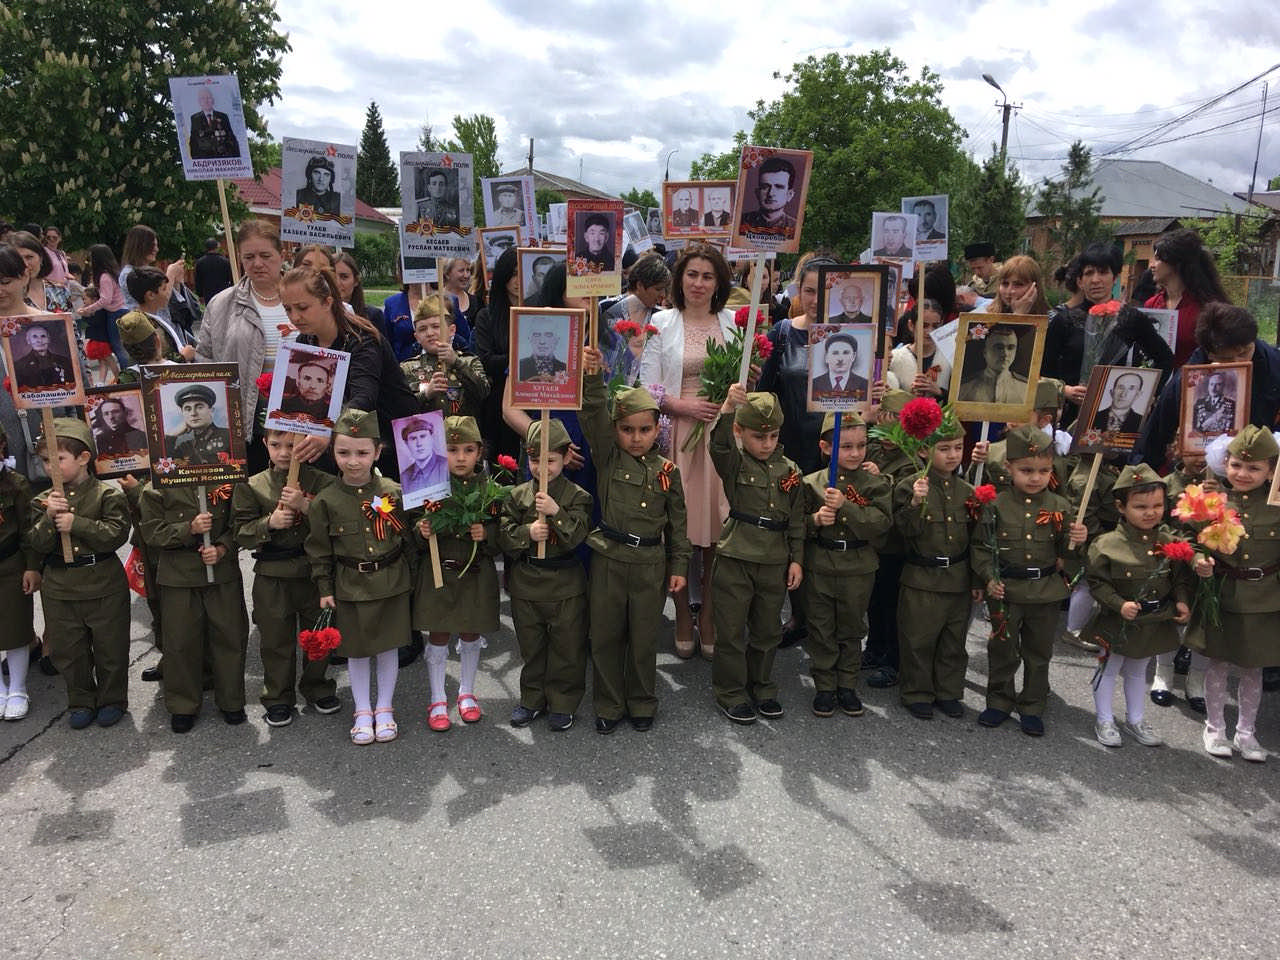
[1145,228,1229,366]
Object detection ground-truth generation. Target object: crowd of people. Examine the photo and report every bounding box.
[1,214,1277,763]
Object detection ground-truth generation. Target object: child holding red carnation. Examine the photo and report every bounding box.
[1083,465,1192,748]
[232,428,339,727]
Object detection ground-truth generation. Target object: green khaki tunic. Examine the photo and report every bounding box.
[1202,487,1280,668]
[140,483,248,715]
[411,474,501,634]
[0,471,40,650]
[121,481,162,644]
[233,464,336,708]
[708,415,805,708]
[894,467,976,705]
[801,467,892,691]
[305,477,413,660]
[1085,524,1191,659]
[580,375,692,720]
[1069,456,1123,540]
[400,351,490,420]
[1164,467,1207,508]
[977,438,1076,496]
[498,475,593,713]
[30,476,131,710]
[972,487,1080,716]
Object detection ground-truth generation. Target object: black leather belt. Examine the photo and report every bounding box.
[252,545,306,562]
[1138,598,1167,614]
[815,535,869,552]
[0,537,18,562]
[1222,561,1280,581]
[729,510,788,531]
[45,552,116,569]
[599,524,662,548]
[905,551,969,568]
[999,563,1058,581]
[523,552,581,569]
[336,544,403,573]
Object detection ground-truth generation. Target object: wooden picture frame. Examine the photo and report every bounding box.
[137,362,247,488]
[729,146,814,254]
[1069,364,1163,456]
[947,314,1049,423]
[83,384,150,480]
[508,307,587,411]
[1,312,85,410]
[1178,362,1252,457]
[662,180,736,240]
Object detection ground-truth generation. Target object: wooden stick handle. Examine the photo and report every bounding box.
[1075,452,1103,527]
[428,533,444,589]
[737,252,766,385]
[196,483,215,583]
[42,408,74,563]
[537,409,550,559]
[972,420,989,486]
[914,263,926,361]
[286,454,301,488]
[217,179,239,284]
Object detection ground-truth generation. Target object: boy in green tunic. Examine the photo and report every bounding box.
[709,385,805,725]
[30,419,131,729]
[497,419,593,732]
[232,429,339,727]
[580,349,691,734]
[1085,464,1192,747]
[802,411,892,718]
[973,425,1087,736]
[401,296,490,419]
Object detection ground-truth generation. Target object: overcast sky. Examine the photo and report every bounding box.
[261,0,1279,201]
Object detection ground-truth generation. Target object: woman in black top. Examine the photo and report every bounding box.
[472,246,521,464]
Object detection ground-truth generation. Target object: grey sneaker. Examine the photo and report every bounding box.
[1232,733,1267,762]
[1203,726,1233,758]
[1122,719,1162,747]
[1094,719,1122,747]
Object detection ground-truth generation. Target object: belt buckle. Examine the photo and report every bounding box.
[625,532,643,547]
[754,516,769,529]
[833,540,848,551]
[79,554,97,567]
[1140,599,1161,613]
[935,556,951,568]
[1027,567,1042,580]
[357,559,376,573]
[1243,567,1265,581]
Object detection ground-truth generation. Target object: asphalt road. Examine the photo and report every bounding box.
[2,552,1278,959]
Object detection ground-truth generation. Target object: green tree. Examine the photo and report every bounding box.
[1268,174,1280,191]
[357,101,401,207]
[535,188,565,215]
[352,230,399,286]
[747,51,965,258]
[1037,140,1105,263]
[253,138,282,171]
[949,149,1027,263]
[1202,211,1263,274]
[622,187,659,209]
[690,131,747,182]
[0,0,289,256]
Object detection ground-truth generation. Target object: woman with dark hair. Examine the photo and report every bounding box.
[1044,243,1122,407]
[1146,228,1230,366]
[0,246,42,479]
[8,231,71,315]
[333,252,387,339]
[119,225,164,318]
[77,244,129,367]
[894,262,956,345]
[639,243,737,659]
[473,246,522,463]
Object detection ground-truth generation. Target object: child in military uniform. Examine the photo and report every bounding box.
[413,416,502,732]
[709,385,805,725]
[1085,465,1192,747]
[401,296,489,419]
[233,429,339,727]
[497,419,593,732]
[29,419,131,728]
[1193,426,1280,761]
[580,350,691,734]
[305,410,413,745]
[140,475,249,734]
[973,425,1087,735]
[972,378,1073,492]
[895,416,976,720]
[802,411,892,718]
[0,424,41,720]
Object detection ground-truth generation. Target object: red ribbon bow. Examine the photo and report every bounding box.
[207,483,233,505]
[656,460,675,492]
[1048,473,1060,491]
[362,495,404,540]
[1035,509,1064,532]
[844,485,869,506]
[779,470,800,492]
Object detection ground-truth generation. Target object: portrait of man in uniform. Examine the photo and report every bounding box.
[957,325,1028,404]
[279,357,335,424]
[91,395,147,458]
[670,189,699,228]
[489,182,526,227]
[415,168,460,227]
[295,155,341,216]
[188,87,240,160]
[574,213,615,270]
[646,208,663,236]
[166,383,232,465]
[741,157,798,234]
[12,323,75,390]
[518,315,568,383]
[1191,370,1237,434]
[398,415,448,496]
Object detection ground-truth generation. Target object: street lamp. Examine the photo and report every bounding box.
[983,73,1012,161]
[663,148,679,182]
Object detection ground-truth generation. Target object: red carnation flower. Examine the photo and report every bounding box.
[615,320,641,338]
[255,373,273,393]
[900,397,943,440]
[734,305,767,328]
[1088,299,1123,317]
[644,324,659,336]
[86,340,113,360]
[973,484,998,504]
[496,454,519,472]
[1157,540,1195,563]
[298,625,343,661]
[753,332,773,360]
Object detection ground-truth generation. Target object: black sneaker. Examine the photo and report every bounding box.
[510,705,544,727]
[595,717,620,735]
[906,701,934,720]
[548,712,574,732]
[170,713,196,734]
[38,654,58,677]
[1172,645,1192,675]
[311,695,341,715]
[1187,696,1207,715]
[812,691,837,718]
[866,665,898,689]
[755,699,784,719]
[721,702,757,725]
[68,708,95,730]
[629,716,654,732]
[1149,689,1174,707]
[264,705,294,727]
[836,687,865,717]
[95,705,126,727]
[140,664,162,682]
[1019,714,1045,737]
[977,707,1008,728]
[222,708,248,725]
[934,698,964,719]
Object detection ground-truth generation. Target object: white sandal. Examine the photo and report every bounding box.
[350,710,375,745]
[374,708,398,743]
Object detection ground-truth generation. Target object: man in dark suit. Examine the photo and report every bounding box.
[911,200,946,242]
[835,281,874,324]
[703,188,730,228]
[518,317,568,382]
[92,398,147,458]
[873,215,913,258]
[810,332,868,399]
[188,88,240,159]
[1091,371,1145,434]
[194,238,233,305]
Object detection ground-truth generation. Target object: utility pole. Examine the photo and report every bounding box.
[982,73,1019,163]
[526,138,534,174]
[1247,81,1268,205]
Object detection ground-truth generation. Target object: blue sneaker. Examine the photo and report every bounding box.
[95,705,125,727]
[68,708,95,730]
[977,707,1009,728]
[1019,714,1045,737]
[509,705,544,728]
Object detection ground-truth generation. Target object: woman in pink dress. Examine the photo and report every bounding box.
[640,245,736,660]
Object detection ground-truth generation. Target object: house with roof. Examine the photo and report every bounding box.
[227,167,396,240]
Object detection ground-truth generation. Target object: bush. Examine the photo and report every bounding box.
[353,231,399,286]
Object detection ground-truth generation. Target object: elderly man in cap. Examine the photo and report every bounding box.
[168,383,232,464]
[490,182,525,227]
[576,212,615,269]
[399,415,447,496]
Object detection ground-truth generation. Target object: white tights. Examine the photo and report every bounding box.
[1,646,30,698]
[1204,659,1263,738]
[1093,654,1150,725]
[1067,582,1096,633]
[347,650,399,715]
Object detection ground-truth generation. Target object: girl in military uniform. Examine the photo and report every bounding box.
[305,409,413,745]
[1085,465,1192,747]
[1194,426,1280,762]
[413,416,502,732]
[0,425,41,720]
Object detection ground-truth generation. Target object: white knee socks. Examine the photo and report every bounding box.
[1067,583,1096,632]
[1204,658,1230,735]
[458,638,483,696]
[3,646,29,698]
[1236,667,1263,738]
[427,643,448,706]
[1093,655,1125,724]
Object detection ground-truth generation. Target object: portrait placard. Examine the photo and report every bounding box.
[138,363,247,488]
[1268,463,1280,508]
[392,409,450,510]
[478,226,520,274]
[646,207,663,240]
[1178,362,1251,457]
[263,342,351,437]
[1070,364,1163,455]
[870,212,919,268]
[508,308,586,411]
[517,248,566,305]
[480,175,536,244]
[84,385,149,480]
[168,75,253,181]
[399,152,476,261]
[545,203,568,244]
[900,195,948,263]
[729,146,813,254]
[401,253,437,286]
[280,138,357,247]
[947,314,1049,423]
[806,324,874,416]
[662,180,736,240]
[566,200,624,298]
[622,211,653,254]
[1,313,85,410]
[1138,307,1179,352]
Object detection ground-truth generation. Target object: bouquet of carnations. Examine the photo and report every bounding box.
[423,455,519,577]
[680,306,773,452]
[298,608,342,661]
[1170,484,1246,627]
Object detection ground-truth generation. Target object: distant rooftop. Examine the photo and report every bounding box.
[228,168,394,224]
[1027,159,1252,219]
